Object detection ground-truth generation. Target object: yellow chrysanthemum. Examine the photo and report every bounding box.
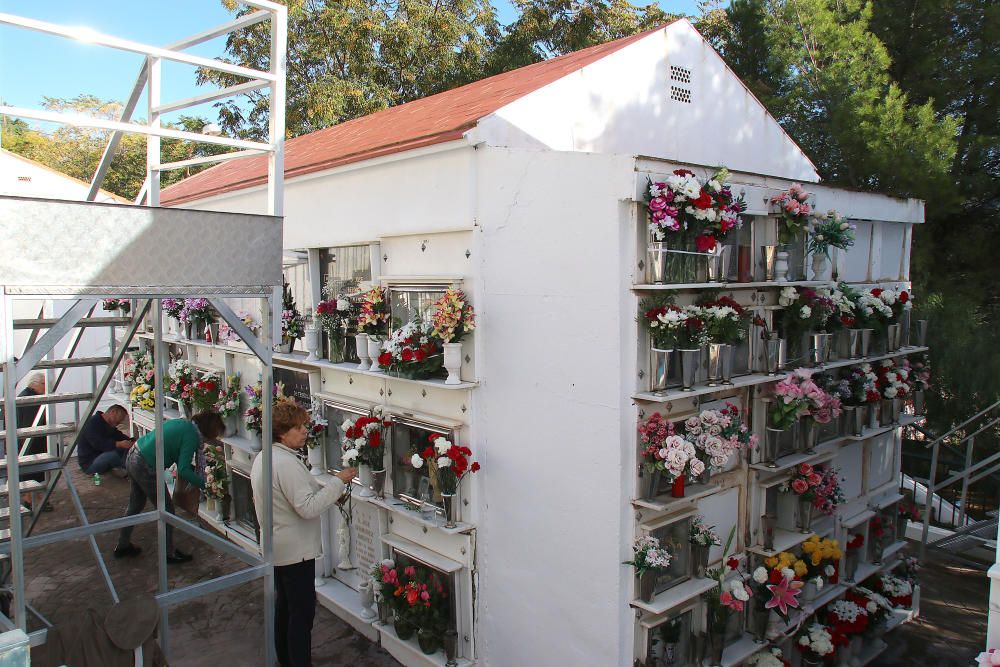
[794,560,808,577]
[765,556,778,569]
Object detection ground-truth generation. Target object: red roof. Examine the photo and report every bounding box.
[161,23,675,206]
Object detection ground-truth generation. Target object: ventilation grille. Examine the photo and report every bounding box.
[670,86,692,104]
[670,65,692,84]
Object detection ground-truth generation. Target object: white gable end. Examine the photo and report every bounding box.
[470,20,820,183]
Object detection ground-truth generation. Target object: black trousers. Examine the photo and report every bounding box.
[274,558,316,667]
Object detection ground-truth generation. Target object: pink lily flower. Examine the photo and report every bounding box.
[764,575,802,616]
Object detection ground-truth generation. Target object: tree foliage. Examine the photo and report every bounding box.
[1,95,227,201]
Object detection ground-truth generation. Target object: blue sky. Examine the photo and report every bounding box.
[0,0,703,126]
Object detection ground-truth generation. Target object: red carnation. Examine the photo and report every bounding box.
[871,288,883,297]
[414,349,427,362]
[692,190,713,209]
[695,234,717,253]
[401,348,414,362]
[470,462,480,473]
[899,291,909,303]
[369,431,381,447]
[378,352,392,367]
[673,168,694,177]
[422,446,435,459]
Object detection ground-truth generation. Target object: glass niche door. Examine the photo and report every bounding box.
[646,515,693,595]
[645,610,693,667]
[322,400,372,474]
[387,284,451,330]
[390,416,455,509]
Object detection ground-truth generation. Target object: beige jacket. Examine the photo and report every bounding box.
[251,443,346,567]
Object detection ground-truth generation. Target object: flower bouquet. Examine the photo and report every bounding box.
[102,298,130,314]
[203,443,228,502]
[161,298,184,324]
[846,587,893,639]
[874,573,913,607]
[305,397,328,450]
[358,286,390,338]
[689,515,720,577]
[748,647,791,667]
[701,296,751,345]
[190,375,221,414]
[796,622,841,666]
[129,383,155,411]
[637,413,702,498]
[341,407,392,491]
[166,361,197,414]
[243,381,290,443]
[826,599,869,639]
[778,286,837,364]
[376,319,442,379]
[430,287,476,344]
[625,535,673,602]
[703,531,752,661]
[800,534,841,596]
[390,563,451,652]
[770,184,812,245]
[411,436,480,517]
[215,374,242,418]
[807,211,855,258]
[181,298,216,340]
[682,403,755,478]
[218,309,260,345]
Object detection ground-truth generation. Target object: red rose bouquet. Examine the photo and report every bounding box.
[412,435,480,496]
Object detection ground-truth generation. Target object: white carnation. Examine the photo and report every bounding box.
[410,454,424,469]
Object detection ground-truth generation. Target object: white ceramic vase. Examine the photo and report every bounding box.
[355,333,370,370]
[443,342,463,385]
[367,338,383,373]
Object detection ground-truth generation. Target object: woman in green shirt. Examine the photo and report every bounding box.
[114,412,224,563]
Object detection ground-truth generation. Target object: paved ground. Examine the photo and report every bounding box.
[14,464,402,667]
[870,548,987,667]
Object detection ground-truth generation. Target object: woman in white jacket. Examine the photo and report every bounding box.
[251,400,356,667]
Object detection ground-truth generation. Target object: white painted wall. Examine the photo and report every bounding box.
[473,147,635,667]
[471,20,820,184]
[0,150,122,204]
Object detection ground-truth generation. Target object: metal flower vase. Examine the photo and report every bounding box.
[208,321,220,345]
[181,320,193,340]
[885,323,900,352]
[899,310,912,347]
[868,402,880,429]
[801,578,819,603]
[706,615,726,667]
[761,514,777,551]
[761,245,778,281]
[846,405,865,437]
[879,399,894,427]
[859,328,873,358]
[810,332,832,367]
[721,343,736,385]
[750,605,769,644]
[644,469,662,500]
[763,428,783,467]
[912,390,926,415]
[797,497,814,533]
[916,319,929,347]
[707,343,726,386]
[638,569,656,602]
[843,329,862,359]
[691,543,710,578]
[442,493,458,528]
[372,469,387,499]
[897,516,909,542]
[764,337,785,376]
[443,629,459,667]
[801,419,819,454]
[679,348,702,391]
[647,243,669,284]
[707,244,731,283]
[845,549,861,582]
[650,347,674,393]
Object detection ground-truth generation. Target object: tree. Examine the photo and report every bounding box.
[199,0,502,140]
[1,95,228,201]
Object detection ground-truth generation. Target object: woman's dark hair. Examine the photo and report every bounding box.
[272,400,309,443]
[191,411,226,440]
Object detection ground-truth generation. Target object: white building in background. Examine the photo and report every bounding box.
[156,19,923,667]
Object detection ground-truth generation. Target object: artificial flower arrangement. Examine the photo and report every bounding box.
[796,622,841,663]
[752,553,804,621]
[690,515,721,548]
[699,295,752,345]
[777,286,836,337]
[899,556,920,584]
[703,529,754,628]
[770,369,829,430]
[305,396,328,450]
[129,383,155,411]
[215,374,242,419]
[376,319,442,379]
[624,535,673,576]
[681,403,756,472]
[181,297,215,324]
[430,287,476,343]
[316,297,353,335]
[748,647,791,667]
[639,296,710,350]
[161,298,184,322]
[874,287,912,320]
[825,599,869,637]
[281,308,304,341]
[907,354,931,392]
[203,443,228,500]
[340,406,392,469]
[825,284,857,331]
[126,351,154,387]
[243,381,289,438]
[218,310,261,343]
[782,463,844,515]
[644,168,745,251]
[874,573,914,607]
[166,360,197,407]
[845,364,881,406]
[860,288,896,326]
[411,435,480,496]
[102,298,130,314]
[800,534,842,584]
[876,359,910,400]
[806,211,855,258]
[358,286,391,338]
[637,412,704,483]
[190,375,221,413]
[770,183,812,244]
[845,587,893,638]
[388,561,451,640]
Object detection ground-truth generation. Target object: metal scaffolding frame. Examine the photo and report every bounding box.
[0,3,287,664]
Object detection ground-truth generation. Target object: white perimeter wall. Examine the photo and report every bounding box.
[472,19,819,184]
[474,147,635,666]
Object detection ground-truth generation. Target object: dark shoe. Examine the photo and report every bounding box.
[113,544,142,559]
[166,550,193,564]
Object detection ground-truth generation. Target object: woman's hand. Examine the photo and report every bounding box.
[335,467,358,484]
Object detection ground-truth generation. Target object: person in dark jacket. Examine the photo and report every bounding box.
[78,405,133,477]
[114,411,225,563]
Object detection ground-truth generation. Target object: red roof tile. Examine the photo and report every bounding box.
[162,22,676,206]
